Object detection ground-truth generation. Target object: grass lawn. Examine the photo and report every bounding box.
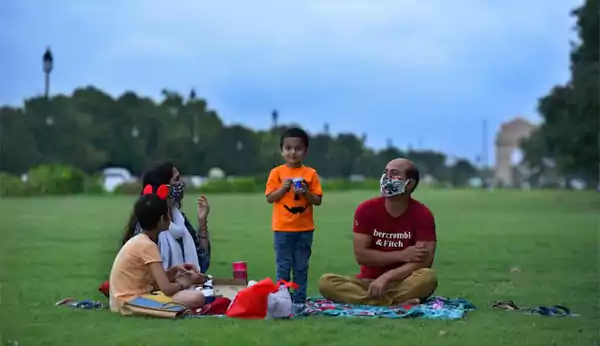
[0,190,598,345]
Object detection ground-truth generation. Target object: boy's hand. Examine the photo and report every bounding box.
[282,178,293,190]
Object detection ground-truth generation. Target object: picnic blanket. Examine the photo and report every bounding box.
[295,296,475,319]
[59,296,474,320]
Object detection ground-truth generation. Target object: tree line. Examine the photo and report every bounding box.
[0,85,481,186]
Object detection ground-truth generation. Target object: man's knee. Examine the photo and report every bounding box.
[318,273,341,295]
[412,268,438,293]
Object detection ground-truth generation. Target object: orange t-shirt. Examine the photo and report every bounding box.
[109,234,162,314]
[265,164,323,231]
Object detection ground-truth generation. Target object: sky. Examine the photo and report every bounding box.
[0,0,581,163]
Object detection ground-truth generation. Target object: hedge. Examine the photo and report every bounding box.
[0,165,104,197]
[113,177,381,195]
[0,165,382,197]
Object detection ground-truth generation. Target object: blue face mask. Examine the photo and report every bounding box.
[380,174,410,197]
[169,181,186,205]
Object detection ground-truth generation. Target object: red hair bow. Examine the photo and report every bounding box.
[142,184,169,200]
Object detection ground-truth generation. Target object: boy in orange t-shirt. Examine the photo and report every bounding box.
[265,127,323,303]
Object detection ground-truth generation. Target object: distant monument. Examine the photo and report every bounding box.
[494,117,537,187]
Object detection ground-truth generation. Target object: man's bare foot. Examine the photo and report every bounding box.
[391,298,420,308]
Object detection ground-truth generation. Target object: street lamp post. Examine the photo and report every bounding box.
[190,88,199,144]
[42,47,54,99]
[271,109,278,128]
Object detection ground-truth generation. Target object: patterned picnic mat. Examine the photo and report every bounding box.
[295,296,476,319]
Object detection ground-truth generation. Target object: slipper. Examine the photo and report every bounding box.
[55,297,76,306]
[492,300,521,310]
[72,299,104,309]
[529,306,551,315]
[529,305,579,317]
[56,298,104,309]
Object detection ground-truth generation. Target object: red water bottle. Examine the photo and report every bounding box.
[232,261,248,283]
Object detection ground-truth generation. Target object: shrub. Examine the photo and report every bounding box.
[26,165,88,195]
[0,172,31,197]
[111,176,384,194]
[322,178,379,191]
[197,177,261,193]
[113,181,142,195]
[84,173,106,194]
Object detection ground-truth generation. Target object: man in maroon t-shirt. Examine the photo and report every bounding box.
[318,158,438,306]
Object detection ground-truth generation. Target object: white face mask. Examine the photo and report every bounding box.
[380,174,410,197]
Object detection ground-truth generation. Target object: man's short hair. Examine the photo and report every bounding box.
[280,127,310,149]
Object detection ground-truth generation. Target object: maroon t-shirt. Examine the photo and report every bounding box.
[352,196,436,279]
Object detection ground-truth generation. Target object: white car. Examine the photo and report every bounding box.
[102,167,137,192]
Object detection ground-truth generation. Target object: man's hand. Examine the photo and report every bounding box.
[400,244,430,263]
[367,276,389,298]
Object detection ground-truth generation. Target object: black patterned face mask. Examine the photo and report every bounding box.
[380,174,410,197]
[169,181,186,206]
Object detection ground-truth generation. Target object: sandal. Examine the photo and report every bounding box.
[72,299,104,309]
[55,297,76,306]
[529,305,578,317]
[493,300,521,310]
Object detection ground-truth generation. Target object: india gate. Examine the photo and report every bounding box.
[494,117,537,187]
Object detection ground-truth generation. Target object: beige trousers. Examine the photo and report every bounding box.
[318,268,437,306]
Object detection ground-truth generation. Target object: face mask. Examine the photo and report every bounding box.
[169,181,186,204]
[380,174,410,197]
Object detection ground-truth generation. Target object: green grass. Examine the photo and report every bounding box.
[1,190,598,346]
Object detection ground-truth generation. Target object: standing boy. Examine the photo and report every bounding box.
[265,127,323,304]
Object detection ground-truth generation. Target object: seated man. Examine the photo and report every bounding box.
[318,158,437,306]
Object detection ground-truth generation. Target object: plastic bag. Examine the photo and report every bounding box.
[267,280,299,319]
[226,278,279,319]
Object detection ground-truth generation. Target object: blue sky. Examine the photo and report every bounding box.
[0,0,580,163]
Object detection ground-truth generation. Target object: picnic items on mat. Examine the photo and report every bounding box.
[295,296,475,319]
[123,296,189,318]
[195,275,216,303]
[493,300,579,317]
[267,280,299,319]
[197,297,232,315]
[98,280,110,297]
[226,278,298,319]
[232,261,249,283]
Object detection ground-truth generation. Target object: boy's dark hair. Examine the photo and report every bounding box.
[406,165,420,193]
[280,127,309,149]
[134,193,169,230]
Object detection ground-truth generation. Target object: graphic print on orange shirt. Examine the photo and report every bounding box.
[265,165,323,231]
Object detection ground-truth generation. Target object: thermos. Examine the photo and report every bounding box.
[232,261,248,283]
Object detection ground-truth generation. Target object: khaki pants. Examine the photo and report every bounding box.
[318,268,437,306]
